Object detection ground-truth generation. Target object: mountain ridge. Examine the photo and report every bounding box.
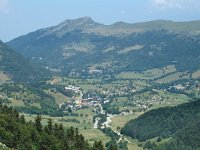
[7,17,200,76]
[9,18,200,41]
[0,40,49,82]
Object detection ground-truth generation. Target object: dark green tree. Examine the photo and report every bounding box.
[47,118,53,133]
[93,140,105,150]
[35,115,42,132]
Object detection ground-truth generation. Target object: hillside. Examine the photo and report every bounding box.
[0,104,106,150]
[121,99,200,150]
[0,40,48,83]
[8,18,200,76]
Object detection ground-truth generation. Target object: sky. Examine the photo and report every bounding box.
[0,0,200,41]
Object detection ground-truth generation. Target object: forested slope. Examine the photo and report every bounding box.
[0,104,105,150]
[121,99,200,149]
[0,40,49,83]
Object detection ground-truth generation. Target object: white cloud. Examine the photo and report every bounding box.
[0,0,10,14]
[152,0,200,9]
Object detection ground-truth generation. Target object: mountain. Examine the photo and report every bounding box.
[0,40,47,82]
[7,17,200,75]
[121,99,200,150]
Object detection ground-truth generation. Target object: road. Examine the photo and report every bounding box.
[93,118,99,129]
[94,103,133,144]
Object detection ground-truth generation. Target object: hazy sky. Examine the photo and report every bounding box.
[0,0,200,41]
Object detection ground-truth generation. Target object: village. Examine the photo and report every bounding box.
[59,84,108,113]
[56,78,195,116]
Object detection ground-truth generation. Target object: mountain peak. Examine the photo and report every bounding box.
[45,17,102,36]
[76,16,95,23]
[59,16,100,27]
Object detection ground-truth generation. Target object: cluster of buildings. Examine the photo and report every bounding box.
[88,69,103,74]
[59,89,105,112]
[75,98,99,107]
[65,85,81,93]
[96,83,136,98]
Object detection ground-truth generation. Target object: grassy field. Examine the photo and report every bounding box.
[192,69,200,79]
[127,143,143,150]
[155,72,190,83]
[116,72,153,80]
[9,99,25,107]
[127,138,144,150]
[75,108,95,117]
[110,112,143,131]
[45,89,71,105]
[144,65,176,78]
[24,107,95,129]
[80,129,110,145]
[122,136,144,150]
[24,109,112,146]
[116,65,176,80]
[0,72,10,84]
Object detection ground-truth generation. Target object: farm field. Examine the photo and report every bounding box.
[110,112,143,131]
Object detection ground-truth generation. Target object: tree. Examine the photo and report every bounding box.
[67,107,72,113]
[108,143,118,150]
[47,118,53,133]
[116,126,120,131]
[58,123,64,139]
[157,136,162,142]
[35,115,42,132]
[0,104,101,150]
[19,114,25,123]
[53,123,59,138]
[92,141,105,150]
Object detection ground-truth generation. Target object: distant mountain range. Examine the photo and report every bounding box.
[7,17,200,75]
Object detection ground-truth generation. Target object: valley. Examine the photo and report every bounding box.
[2,65,198,149]
[1,17,200,150]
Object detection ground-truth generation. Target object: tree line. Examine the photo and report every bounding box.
[0,104,110,150]
[121,99,200,149]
